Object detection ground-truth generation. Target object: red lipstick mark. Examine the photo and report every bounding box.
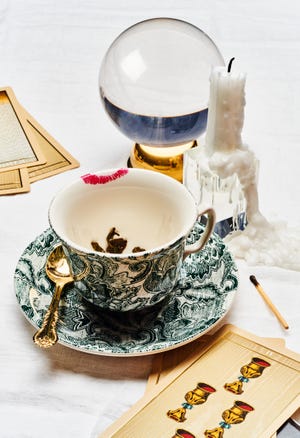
[81,168,128,185]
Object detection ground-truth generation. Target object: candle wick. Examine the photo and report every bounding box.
[227,57,235,73]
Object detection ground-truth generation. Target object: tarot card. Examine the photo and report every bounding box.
[0,87,45,171]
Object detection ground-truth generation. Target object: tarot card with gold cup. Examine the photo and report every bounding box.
[98,325,300,438]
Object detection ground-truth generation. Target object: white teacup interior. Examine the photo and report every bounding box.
[49,169,197,255]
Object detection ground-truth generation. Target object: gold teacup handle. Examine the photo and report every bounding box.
[184,208,216,259]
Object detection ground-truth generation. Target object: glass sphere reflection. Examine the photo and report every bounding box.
[99,18,224,147]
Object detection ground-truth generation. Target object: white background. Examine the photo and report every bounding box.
[0,1,299,437]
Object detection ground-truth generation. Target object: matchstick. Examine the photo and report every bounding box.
[249,275,289,330]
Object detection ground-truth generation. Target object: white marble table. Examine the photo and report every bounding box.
[0,1,299,437]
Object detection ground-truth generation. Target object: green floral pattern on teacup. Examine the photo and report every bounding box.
[63,237,184,311]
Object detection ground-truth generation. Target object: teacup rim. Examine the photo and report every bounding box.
[48,167,198,258]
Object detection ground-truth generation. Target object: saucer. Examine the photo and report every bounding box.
[14,224,238,356]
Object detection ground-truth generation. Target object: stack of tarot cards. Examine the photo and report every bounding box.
[0,87,79,195]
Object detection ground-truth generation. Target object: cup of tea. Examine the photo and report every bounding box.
[48,168,215,312]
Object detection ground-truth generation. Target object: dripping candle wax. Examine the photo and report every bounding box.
[205,58,246,155]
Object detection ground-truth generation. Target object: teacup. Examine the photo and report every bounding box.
[48,168,215,312]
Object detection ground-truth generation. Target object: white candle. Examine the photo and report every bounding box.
[205,64,246,155]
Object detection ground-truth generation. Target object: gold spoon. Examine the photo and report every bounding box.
[33,245,75,348]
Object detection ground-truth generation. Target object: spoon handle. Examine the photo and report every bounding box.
[33,283,65,348]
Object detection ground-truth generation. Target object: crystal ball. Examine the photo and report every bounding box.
[99,18,224,147]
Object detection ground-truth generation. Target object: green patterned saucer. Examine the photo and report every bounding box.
[14,225,238,356]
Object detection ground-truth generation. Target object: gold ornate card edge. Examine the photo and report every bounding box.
[17,108,80,182]
[0,167,30,195]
